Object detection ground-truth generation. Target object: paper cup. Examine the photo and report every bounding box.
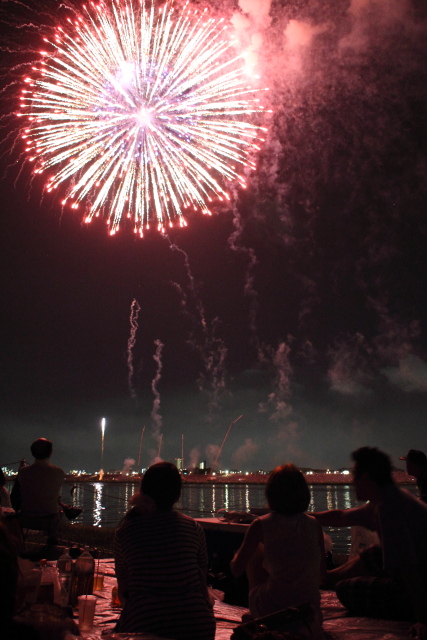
[93,574,104,591]
[78,594,97,632]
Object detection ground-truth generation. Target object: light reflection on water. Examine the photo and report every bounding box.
[92,482,104,527]
[64,481,365,552]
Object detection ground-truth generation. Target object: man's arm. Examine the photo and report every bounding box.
[312,504,374,529]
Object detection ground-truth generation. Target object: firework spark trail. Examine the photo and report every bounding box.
[101,417,106,461]
[167,235,228,410]
[167,236,207,332]
[137,425,145,469]
[199,319,228,413]
[18,0,267,234]
[127,298,141,399]
[100,416,106,479]
[228,203,260,347]
[151,338,164,449]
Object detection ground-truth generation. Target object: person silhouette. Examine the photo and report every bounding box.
[400,449,427,503]
[11,438,65,547]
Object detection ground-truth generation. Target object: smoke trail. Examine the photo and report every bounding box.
[121,457,135,476]
[206,444,221,470]
[259,341,293,422]
[225,0,274,354]
[197,318,229,414]
[188,446,200,471]
[382,353,427,393]
[166,235,229,413]
[228,202,260,348]
[231,0,272,75]
[327,333,373,397]
[127,298,141,399]
[232,438,259,469]
[258,340,304,461]
[167,238,204,323]
[150,338,164,449]
[167,238,210,367]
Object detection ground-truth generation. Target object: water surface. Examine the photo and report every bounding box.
[65,481,365,553]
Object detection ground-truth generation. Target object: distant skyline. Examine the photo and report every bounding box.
[1,0,427,473]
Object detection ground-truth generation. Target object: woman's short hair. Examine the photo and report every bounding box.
[140,462,182,510]
[265,464,311,515]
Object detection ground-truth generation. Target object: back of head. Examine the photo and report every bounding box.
[352,447,393,486]
[141,462,181,510]
[30,438,53,460]
[0,468,6,488]
[404,449,427,468]
[266,464,311,515]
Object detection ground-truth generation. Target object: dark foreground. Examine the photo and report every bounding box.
[69,559,412,640]
[20,532,412,640]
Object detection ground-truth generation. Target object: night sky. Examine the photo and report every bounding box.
[1,0,427,474]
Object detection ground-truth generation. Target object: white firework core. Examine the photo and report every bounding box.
[20,0,267,235]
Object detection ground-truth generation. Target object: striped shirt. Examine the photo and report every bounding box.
[114,509,215,640]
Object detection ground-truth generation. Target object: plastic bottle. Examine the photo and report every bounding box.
[57,547,73,574]
[38,560,65,605]
[56,548,73,605]
[70,546,95,606]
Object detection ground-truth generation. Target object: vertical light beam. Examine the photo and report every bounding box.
[100,417,106,479]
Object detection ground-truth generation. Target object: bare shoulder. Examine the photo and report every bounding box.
[306,512,322,527]
[246,515,264,540]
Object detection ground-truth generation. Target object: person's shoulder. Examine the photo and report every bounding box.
[116,509,145,535]
[48,464,66,476]
[305,512,321,525]
[174,512,206,534]
[246,515,264,533]
[18,464,32,476]
[117,513,133,531]
[53,465,65,473]
[258,510,274,521]
[178,511,193,521]
[176,511,199,526]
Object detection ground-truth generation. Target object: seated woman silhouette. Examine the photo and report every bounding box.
[231,464,326,638]
[114,462,215,640]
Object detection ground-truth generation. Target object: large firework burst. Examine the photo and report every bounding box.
[19,0,267,235]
